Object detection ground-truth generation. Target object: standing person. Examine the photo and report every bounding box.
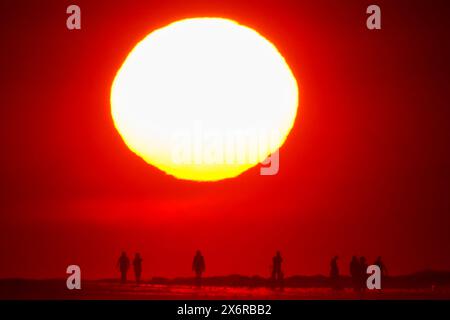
[374,256,387,288]
[330,256,340,291]
[117,251,130,283]
[349,256,361,292]
[133,253,143,284]
[359,256,368,292]
[271,251,283,287]
[374,256,387,276]
[192,250,206,287]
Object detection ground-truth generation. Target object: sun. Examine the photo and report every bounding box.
[111,18,299,181]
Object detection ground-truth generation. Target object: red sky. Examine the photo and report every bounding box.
[1,0,450,280]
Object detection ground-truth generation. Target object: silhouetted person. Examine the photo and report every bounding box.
[117,251,130,283]
[359,256,368,292]
[330,256,340,290]
[350,256,361,292]
[271,251,284,289]
[374,256,387,276]
[133,253,143,284]
[374,256,387,287]
[192,250,205,287]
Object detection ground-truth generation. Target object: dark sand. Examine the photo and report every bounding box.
[1,280,449,300]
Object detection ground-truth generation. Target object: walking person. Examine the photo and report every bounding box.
[192,250,206,287]
[133,253,143,284]
[117,251,130,283]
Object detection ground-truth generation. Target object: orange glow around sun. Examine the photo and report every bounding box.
[111,18,299,181]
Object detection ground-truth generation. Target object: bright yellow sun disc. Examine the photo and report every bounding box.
[111,18,299,181]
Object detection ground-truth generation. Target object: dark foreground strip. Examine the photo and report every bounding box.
[1,300,448,319]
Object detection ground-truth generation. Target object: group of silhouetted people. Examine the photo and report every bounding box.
[331,255,387,292]
[116,250,387,292]
[117,250,206,285]
[117,252,142,284]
